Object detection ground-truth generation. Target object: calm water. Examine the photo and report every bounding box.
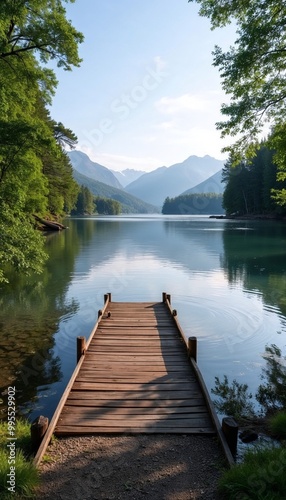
[0,215,286,421]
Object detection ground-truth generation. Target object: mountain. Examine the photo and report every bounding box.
[181,169,225,196]
[125,155,225,206]
[72,169,159,214]
[68,150,123,189]
[111,169,146,187]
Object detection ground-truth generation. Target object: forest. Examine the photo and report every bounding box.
[0,1,119,283]
[162,193,224,215]
[222,143,286,217]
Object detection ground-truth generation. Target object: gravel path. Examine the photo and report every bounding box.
[36,434,227,500]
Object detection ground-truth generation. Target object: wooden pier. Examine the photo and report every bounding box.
[34,293,234,466]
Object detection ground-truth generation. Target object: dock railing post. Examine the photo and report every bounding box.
[162,292,171,304]
[222,416,238,458]
[188,336,197,362]
[77,336,86,363]
[30,416,49,452]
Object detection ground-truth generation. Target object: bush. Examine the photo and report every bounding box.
[256,345,286,414]
[269,412,286,439]
[218,447,286,499]
[211,375,256,421]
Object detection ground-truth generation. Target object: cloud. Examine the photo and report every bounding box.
[155,93,210,114]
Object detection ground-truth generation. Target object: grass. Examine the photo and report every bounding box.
[0,419,39,499]
[218,446,286,499]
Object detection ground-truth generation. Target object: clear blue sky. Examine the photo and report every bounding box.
[50,0,235,171]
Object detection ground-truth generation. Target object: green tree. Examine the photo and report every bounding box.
[0,0,83,69]
[95,197,121,215]
[72,186,95,215]
[222,143,286,216]
[162,193,224,214]
[189,0,286,204]
[0,0,83,283]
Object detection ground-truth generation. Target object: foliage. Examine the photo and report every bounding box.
[71,185,96,215]
[269,412,286,439]
[188,0,286,157]
[0,0,83,282]
[256,345,286,414]
[0,0,83,69]
[212,344,286,423]
[222,144,286,215]
[162,193,224,214]
[0,202,48,283]
[211,375,255,421]
[94,196,121,215]
[0,419,39,498]
[218,446,286,500]
[188,0,286,204]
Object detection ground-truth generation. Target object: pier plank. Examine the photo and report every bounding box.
[34,294,234,468]
[54,300,215,436]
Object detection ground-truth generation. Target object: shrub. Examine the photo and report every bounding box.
[211,375,256,421]
[269,412,286,439]
[256,345,286,414]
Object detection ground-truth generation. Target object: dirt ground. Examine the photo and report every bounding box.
[36,434,227,500]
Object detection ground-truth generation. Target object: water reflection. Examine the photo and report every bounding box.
[222,221,286,317]
[0,216,285,420]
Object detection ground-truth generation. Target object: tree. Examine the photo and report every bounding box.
[189,0,286,203]
[72,186,95,215]
[222,143,286,216]
[95,197,121,215]
[0,0,83,69]
[0,1,83,282]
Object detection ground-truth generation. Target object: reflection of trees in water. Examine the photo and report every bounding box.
[221,223,286,316]
[0,220,98,420]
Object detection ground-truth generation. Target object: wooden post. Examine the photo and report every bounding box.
[222,416,238,457]
[104,292,112,303]
[172,309,177,316]
[166,294,171,304]
[98,309,103,319]
[30,416,49,452]
[188,336,197,362]
[77,336,86,363]
[162,292,167,302]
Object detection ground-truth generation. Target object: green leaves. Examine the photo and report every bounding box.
[0,0,83,70]
[189,0,286,201]
[0,202,48,283]
[0,1,82,282]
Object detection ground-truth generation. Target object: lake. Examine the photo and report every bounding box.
[0,215,286,422]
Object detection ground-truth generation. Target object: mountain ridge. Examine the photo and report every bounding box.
[125,155,225,206]
[72,169,159,214]
[68,151,123,189]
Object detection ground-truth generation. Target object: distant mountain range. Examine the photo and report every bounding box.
[111,168,146,187]
[68,150,226,212]
[181,169,225,196]
[67,151,123,189]
[72,169,158,213]
[125,155,225,206]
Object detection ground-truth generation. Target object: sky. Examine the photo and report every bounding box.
[50,0,236,171]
